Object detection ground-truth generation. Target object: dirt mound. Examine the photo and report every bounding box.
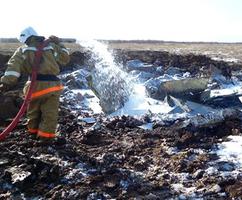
[115,50,239,77]
[0,54,10,78]
[0,54,9,67]
[0,91,23,125]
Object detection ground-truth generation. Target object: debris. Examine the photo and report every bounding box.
[5,166,31,184]
[78,117,96,124]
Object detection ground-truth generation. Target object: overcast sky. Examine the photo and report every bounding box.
[1,0,242,42]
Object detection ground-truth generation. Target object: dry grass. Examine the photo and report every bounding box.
[107,41,242,63]
[0,43,21,55]
[1,41,242,63]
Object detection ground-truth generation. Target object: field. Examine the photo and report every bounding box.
[1,40,242,64]
[107,41,242,63]
[0,40,242,199]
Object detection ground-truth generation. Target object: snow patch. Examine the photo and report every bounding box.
[216,135,242,167]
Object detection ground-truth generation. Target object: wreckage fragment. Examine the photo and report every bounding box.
[162,78,209,94]
[147,77,209,101]
[184,108,242,128]
[201,88,242,108]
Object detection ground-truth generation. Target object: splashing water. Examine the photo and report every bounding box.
[111,83,173,117]
[78,40,134,113]
[77,40,172,116]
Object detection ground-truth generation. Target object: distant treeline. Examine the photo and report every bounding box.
[0,38,77,43]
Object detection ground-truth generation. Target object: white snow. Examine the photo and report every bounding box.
[138,123,153,130]
[210,85,242,97]
[72,89,103,114]
[171,183,197,197]
[78,117,96,124]
[216,135,242,167]
[205,167,219,176]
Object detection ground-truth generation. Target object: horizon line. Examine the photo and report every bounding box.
[1,38,242,44]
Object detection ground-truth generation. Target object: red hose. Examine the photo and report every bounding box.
[0,40,50,141]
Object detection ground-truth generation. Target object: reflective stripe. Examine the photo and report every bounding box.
[4,71,21,77]
[31,85,64,98]
[43,46,54,51]
[61,48,69,55]
[38,130,56,138]
[22,45,54,53]
[28,128,38,134]
[22,47,37,53]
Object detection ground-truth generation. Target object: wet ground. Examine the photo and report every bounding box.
[0,42,242,199]
[0,106,241,199]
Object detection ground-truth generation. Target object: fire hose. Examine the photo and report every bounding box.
[0,40,50,141]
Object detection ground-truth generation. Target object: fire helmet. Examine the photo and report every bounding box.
[19,27,38,43]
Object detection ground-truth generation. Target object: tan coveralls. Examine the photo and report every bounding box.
[1,37,70,138]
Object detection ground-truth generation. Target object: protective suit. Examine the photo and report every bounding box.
[0,27,70,139]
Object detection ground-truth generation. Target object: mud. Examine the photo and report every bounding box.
[0,105,241,199]
[0,48,242,199]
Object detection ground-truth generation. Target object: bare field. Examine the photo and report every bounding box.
[1,41,242,63]
[107,41,242,63]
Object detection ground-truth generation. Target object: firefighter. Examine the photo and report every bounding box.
[0,27,70,141]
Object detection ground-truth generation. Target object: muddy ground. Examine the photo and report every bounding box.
[0,41,242,199]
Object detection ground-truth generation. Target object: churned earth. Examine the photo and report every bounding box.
[0,40,242,200]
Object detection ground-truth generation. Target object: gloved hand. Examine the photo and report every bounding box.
[0,83,10,93]
[48,35,60,44]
